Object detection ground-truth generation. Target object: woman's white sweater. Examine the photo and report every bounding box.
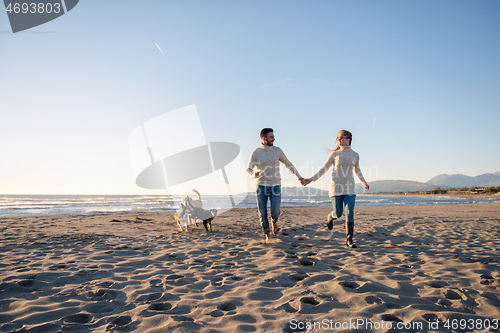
[311,146,367,196]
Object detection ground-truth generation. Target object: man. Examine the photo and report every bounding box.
[246,128,305,241]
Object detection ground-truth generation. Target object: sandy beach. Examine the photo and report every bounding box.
[1,203,499,332]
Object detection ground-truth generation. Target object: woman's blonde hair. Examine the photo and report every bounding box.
[329,129,352,152]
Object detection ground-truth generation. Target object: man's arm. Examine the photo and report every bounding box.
[278,148,303,180]
[246,151,258,179]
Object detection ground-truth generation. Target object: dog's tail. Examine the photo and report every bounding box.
[192,189,201,200]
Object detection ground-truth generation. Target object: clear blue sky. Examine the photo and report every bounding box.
[1,0,499,194]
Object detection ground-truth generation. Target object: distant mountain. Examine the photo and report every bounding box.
[426,172,500,188]
[366,180,437,193]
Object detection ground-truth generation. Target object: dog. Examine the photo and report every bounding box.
[174,189,217,231]
[174,189,204,231]
[185,189,203,209]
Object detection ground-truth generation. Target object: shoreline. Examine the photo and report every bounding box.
[2,196,500,220]
[365,192,500,200]
[1,204,499,332]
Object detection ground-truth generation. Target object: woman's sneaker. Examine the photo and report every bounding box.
[346,239,357,248]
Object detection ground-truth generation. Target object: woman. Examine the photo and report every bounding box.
[304,130,369,248]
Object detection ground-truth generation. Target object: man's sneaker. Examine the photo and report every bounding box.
[327,214,334,230]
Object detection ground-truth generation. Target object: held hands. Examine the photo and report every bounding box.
[300,178,313,186]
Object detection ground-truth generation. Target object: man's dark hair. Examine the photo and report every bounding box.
[260,128,274,139]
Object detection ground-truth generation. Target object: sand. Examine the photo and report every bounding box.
[1,203,499,332]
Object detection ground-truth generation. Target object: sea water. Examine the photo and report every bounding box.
[0,194,499,218]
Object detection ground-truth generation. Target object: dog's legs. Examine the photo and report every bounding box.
[175,215,184,232]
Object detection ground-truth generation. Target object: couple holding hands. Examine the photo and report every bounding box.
[246,128,369,248]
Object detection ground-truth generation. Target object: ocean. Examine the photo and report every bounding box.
[0,194,499,218]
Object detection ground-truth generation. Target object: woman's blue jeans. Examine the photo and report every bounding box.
[256,185,281,234]
[330,194,356,222]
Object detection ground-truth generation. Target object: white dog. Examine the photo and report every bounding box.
[182,189,203,209]
[174,190,217,231]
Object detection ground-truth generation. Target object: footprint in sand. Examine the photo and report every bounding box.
[247,288,283,301]
[149,279,163,287]
[264,278,279,284]
[230,275,243,281]
[289,272,308,281]
[149,302,172,311]
[443,289,464,300]
[110,315,132,326]
[136,292,164,303]
[231,314,257,324]
[205,291,225,299]
[193,259,207,264]
[87,289,120,300]
[209,309,224,317]
[300,297,319,306]
[278,302,298,313]
[166,304,192,315]
[211,276,224,287]
[422,313,439,323]
[172,315,195,322]
[84,302,115,314]
[365,295,383,305]
[340,281,359,290]
[381,314,403,322]
[298,257,314,266]
[218,301,238,311]
[235,324,257,332]
[165,274,184,281]
[385,302,402,309]
[63,313,93,324]
[48,263,66,270]
[17,279,35,288]
[436,298,452,306]
[429,281,448,288]
[480,273,495,285]
[97,281,114,288]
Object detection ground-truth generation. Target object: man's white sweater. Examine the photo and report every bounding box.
[246,145,302,187]
[311,146,367,196]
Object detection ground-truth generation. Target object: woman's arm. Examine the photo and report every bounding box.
[310,152,335,182]
[354,155,369,190]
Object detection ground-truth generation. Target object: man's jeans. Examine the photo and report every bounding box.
[330,194,356,222]
[256,185,281,234]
